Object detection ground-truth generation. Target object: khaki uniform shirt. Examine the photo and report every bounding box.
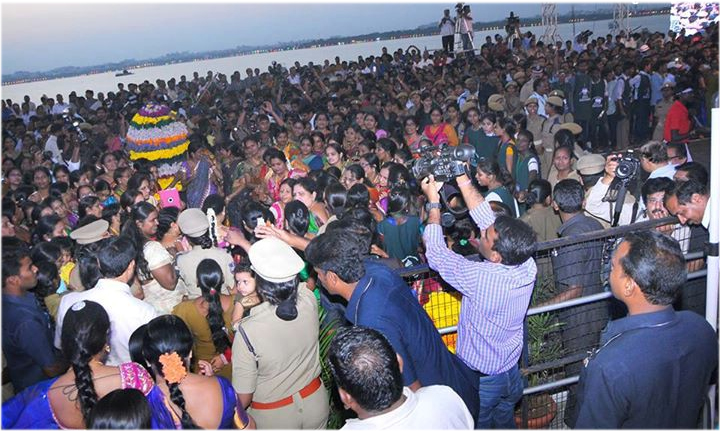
[177,245,235,299]
[520,205,562,243]
[653,98,673,142]
[232,287,328,429]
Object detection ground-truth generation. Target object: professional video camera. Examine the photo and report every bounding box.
[61,110,88,144]
[412,144,476,182]
[455,2,470,17]
[505,11,521,36]
[576,29,594,42]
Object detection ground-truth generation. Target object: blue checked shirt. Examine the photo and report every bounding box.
[423,200,537,374]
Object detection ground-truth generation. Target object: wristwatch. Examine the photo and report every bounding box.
[425,202,442,212]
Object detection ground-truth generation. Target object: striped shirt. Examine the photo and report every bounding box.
[423,201,537,374]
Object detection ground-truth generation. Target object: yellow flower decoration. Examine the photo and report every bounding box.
[158,352,187,384]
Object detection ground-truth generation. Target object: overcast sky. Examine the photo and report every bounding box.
[2,2,640,74]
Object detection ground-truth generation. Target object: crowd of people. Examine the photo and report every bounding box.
[1,14,718,429]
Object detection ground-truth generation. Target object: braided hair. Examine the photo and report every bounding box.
[142,315,198,429]
[60,300,110,424]
[196,259,231,354]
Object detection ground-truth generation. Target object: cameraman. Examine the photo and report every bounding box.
[439,9,456,54]
[421,172,537,429]
[583,153,637,226]
[456,4,474,54]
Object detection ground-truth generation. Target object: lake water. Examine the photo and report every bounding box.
[1,14,670,103]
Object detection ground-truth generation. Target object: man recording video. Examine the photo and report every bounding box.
[455,3,474,54]
[421,171,537,429]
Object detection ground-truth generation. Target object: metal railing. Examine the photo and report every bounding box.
[398,215,710,429]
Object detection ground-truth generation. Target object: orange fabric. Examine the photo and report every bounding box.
[250,376,322,410]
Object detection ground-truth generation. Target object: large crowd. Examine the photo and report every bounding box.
[1,11,718,430]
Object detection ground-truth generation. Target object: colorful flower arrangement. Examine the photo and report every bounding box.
[126,103,189,190]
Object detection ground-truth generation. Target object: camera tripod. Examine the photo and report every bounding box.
[454,10,475,54]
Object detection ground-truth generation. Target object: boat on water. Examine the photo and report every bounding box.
[115,69,133,77]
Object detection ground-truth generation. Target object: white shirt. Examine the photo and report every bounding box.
[531,92,547,117]
[341,386,473,430]
[702,196,712,230]
[54,278,158,366]
[584,180,635,226]
[439,17,455,36]
[288,73,301,86]
[44,135,62,164]
[51,103,70,115]
[648,163,676,180]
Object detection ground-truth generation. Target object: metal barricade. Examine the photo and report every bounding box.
[398,216,709,429]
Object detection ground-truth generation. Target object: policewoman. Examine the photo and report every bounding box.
[231,237,329,429]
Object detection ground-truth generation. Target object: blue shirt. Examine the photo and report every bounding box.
[2,293,58,392]
[345,260,479,418]
[575,307,718,428]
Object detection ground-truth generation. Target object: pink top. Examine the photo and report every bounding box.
[119,361,155,395]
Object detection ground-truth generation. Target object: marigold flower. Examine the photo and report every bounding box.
[158,352,187,384]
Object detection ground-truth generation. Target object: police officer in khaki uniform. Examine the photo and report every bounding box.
[526,96,545,152]
[539,96,565,178]
[652,81,675,141]
[68,219,111,292]
[176,208,235,299]
[232,237,329,429]
[548,89,575,124]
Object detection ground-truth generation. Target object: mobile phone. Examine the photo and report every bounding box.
[256,217,265,227]
[159,188,181,209]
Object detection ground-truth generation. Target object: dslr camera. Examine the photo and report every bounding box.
[609,151,640,181]
[412,144,476,182]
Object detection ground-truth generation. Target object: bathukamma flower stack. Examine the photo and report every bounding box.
[126,103,189,190]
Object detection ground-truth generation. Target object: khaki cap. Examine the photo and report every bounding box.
[460,101,477,113]
[249,237,305,283]
[546,96,564,108]
[548,89,566,99]
[178,208,209,238]
[70,220,109,245]
[487,94,505,112]
[557,122,583,135]
[576,154,606,176]
[524,96,539,107]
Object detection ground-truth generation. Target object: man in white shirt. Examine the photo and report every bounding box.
[54,236,158,366]
[665,178,711,230]
[44,124,64,164]
[329,326,474,430]
[640,141,676,180]
[636,177,691,253]
[583,153,636,227]
[439,9,455,54]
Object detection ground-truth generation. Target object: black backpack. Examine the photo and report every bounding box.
[638,73,651,101]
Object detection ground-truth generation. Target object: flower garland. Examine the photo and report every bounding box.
[126,122,189,147]
[129,140,189,162]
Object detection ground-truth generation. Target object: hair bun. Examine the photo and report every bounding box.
[276,299,298,321]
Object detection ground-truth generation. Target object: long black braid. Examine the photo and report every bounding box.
[143,315,198,429]
[196,259,231,354]
[60,301,110,425]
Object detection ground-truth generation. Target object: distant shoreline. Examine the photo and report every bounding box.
[2,7,670,86]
